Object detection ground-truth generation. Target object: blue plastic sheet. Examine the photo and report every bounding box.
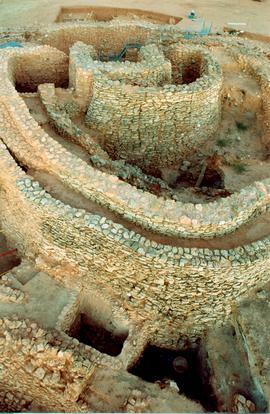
[0,41,23,49]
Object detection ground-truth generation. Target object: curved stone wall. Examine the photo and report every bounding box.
[38,82,109,159]
[69,40,172,111]
[1,18,270,412]
[37,21,182,55]
[8,48,68,92]
[0,140,270,348]
[0,44,269,243]
[70,41,172,87]
[86,45,222,171]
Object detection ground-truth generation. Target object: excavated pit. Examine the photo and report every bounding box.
[68,312,128,356]
[129,343,217,411]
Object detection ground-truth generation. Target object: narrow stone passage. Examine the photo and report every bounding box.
[28,168,270,250]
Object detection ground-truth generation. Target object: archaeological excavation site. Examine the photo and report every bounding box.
[0,3,270,412]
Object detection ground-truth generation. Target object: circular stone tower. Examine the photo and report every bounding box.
[86,45,223,173]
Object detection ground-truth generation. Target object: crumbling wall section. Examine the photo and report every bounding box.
[0,317,115,412]
[0,318,202,413]
[38,83,108,158]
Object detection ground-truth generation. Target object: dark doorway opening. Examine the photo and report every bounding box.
[69,312,128,356]
[128,344,217,411]
[200,166,224,189]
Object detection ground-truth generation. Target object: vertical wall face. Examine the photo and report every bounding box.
[10,49,69,92]
[86,46,222,172]
[69,42,172,112]
[69,42,97,111]
[167,47,204,85]
[40,24,149,55]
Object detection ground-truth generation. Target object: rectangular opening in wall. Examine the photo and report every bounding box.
[69,312,128,356]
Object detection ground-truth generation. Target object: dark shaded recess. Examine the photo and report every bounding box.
[15,78,69,93]
[5,145,28,172]
[13,53,69,93]
[15,81,36,93]
[128,343,217,411]
[171,54,203,85]
[69,312,128,356]
[200,167,224,189]
[182,62,202,84]
[175,167,225,190]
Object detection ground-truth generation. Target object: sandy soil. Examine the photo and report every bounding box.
[0,0,269,36]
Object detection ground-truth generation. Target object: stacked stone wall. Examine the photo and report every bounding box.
[1,22,270,412]
[0,314,202,413]
[231,48,270,151]
[70,41,172,90]
[7,48,68,92]
[38,82,108,158]
[69,43,96,110]
[1,141,270,346]
[0,317,119,412]
[0,46,270,240]
[38,21,182,54]
[86,46,222,171]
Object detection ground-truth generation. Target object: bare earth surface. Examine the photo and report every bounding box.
[0,0,270,36]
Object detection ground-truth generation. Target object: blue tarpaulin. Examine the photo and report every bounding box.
[183,20,212,39]
[0,41,23,49]
[99,43,142,62]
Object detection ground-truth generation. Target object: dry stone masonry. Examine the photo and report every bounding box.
[85,44,222,172]
[0,12,270,413]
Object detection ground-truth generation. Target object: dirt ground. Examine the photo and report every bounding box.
[0,0,269,36]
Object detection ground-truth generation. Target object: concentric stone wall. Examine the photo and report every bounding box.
[69,41,172,110]
[1,141,270,348]
[38,21,182,54]
[85,45,222,171]
[0,18,270,413]
[0,46,270,240]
